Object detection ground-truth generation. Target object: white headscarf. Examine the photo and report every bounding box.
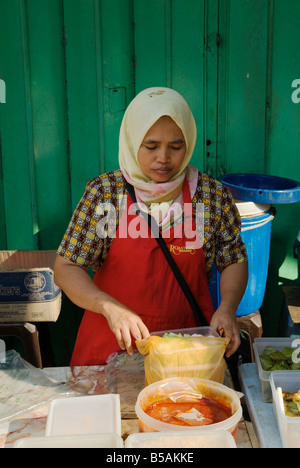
[118,87,199,229]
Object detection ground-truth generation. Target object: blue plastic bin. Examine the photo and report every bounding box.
[210,203,275,316]
[212,173,300,317]
[218,173,300,204]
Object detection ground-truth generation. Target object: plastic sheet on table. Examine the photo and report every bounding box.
[0,350,75,423]
[105,351,145,418]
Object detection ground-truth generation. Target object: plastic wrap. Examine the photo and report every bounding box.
[136,329,230,385]
[148,378,205,403]
[0,350,75,423]
[105,351,145,417]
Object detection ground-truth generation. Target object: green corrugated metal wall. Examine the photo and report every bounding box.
[0,0,300,364]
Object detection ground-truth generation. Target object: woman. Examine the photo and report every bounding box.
[54,87,248,366]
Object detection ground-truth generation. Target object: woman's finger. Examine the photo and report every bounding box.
[115,328,126,351]
[225,331,241,357]
[121,327,134,355]
[137,321,150,339]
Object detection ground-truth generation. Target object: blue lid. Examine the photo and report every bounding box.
[218,173,300,204]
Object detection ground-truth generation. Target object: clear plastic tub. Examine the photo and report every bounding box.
[125,429,236,448]
[45,394,121,436]
[270,371,300,448]
[135,377,242,441]
[13,433,123,448]
[137,326,229,385]
[253,337,297,402]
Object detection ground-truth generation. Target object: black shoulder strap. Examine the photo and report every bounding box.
[125,182,208,327]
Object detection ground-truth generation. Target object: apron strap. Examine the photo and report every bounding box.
[125,181,209,327]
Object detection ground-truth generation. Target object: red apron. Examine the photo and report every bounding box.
[71,178,214,365]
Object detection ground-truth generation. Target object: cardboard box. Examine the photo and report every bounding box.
[0,250,61,322]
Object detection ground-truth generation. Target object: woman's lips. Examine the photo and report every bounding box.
[153,167,172,174]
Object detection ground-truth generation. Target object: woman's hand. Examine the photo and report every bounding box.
[54,255,150,356]
[210,262,248,357]
[210,305,241,357]
[101,300,150,355]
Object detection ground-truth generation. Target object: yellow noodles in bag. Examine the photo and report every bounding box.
[136,334,230,385]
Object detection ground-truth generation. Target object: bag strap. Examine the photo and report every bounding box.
[125,182,208,326]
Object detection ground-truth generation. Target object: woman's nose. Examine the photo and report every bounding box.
[156,147,170,162]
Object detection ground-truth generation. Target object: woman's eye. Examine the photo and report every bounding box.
[145,145,157,150]
[171,146,183,151]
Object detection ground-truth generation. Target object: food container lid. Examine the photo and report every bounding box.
[235,200,272,216]
[125,429,236,448]
[13,433,124,448]
[45,394,121,437]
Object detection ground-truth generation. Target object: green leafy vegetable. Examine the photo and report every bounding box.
[259,355,273,371]
[282,347,295,360]
[259,346,298,371]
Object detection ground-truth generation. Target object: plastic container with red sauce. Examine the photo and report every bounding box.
[135,377,242,441]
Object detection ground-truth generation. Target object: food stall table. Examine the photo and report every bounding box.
[0,356,254,448]
[239,363,282,448]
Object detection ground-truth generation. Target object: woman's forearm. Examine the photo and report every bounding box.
[53,255,111,314]
[219,262,248,313]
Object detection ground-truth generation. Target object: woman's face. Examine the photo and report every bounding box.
[137,115,187,183]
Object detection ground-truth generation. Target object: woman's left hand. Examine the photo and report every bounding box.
[210,262,248,356]
[210,305,241,357]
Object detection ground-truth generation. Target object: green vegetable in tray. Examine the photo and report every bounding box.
[282,347,295,360]
[282,390,300,417]
[259,354,273,371]
[259,346,298,371]
[291,361,300,370]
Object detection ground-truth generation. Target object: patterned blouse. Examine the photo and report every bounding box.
[57,169,248,280]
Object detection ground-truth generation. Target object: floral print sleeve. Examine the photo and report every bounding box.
[57,169,126,273]
[214,184,248,271]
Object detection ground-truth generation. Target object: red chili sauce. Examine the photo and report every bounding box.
[144,396,232,426]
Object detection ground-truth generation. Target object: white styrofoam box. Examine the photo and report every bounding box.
[45,394,121,437]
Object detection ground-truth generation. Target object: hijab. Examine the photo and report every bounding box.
[118,87,199,231]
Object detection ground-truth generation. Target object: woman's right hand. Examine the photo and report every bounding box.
[54,255,150,356]
[101,300,150,355]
